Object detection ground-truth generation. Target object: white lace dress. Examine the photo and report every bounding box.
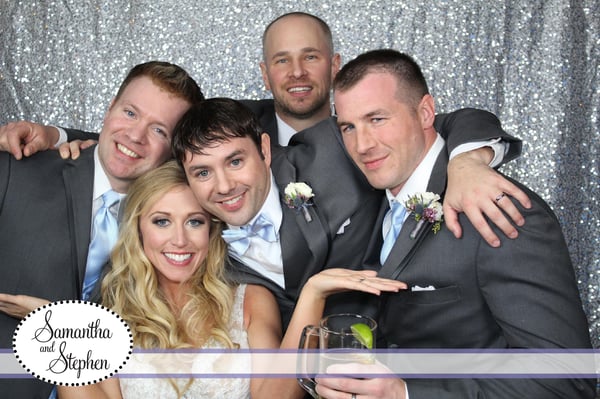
[119,285,250,399]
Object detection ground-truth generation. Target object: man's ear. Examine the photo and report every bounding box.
[418,94,436,129]
[331,53,342,79]
[259,62,271,91]
[260,132,271,167]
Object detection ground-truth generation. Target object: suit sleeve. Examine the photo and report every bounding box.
[433,108,522,167]
[63,127,99,141]
[405,180,595,399]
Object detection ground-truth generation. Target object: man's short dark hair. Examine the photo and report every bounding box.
[334,49,429,109]
[171,98,264,166]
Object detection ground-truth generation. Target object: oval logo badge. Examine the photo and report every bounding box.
[12,300,132,386]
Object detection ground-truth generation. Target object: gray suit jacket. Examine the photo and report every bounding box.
[0,146,97,398]
[368,150,595,398]
[229,110,522,329]
[228,117,383,328]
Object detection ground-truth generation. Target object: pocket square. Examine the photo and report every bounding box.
[411,285,436,292]
[336,218,351,235]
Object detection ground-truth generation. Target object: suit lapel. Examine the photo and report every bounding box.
[62,147,96,295]
[378,150,449,280]
[271,149,330,294]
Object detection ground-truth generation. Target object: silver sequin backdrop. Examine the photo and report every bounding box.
[1,1,599,348]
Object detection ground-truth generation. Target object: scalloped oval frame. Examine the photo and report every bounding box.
[13,300,132,386]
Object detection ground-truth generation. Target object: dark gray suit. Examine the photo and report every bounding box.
[63,106,523,330]
[228,117,383,328]
[230,109,522,329]
[366,150,595,398]
[0,146,97,399]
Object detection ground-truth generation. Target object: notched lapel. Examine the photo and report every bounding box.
[62,149,95,293]
[379,150,449,280]
[378,212,432,280]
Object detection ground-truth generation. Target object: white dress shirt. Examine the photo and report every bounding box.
[382,134,445,238]
[226,172,286,288]
[275,114,297,146]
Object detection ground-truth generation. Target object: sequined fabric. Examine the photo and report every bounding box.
[1,1,598,352]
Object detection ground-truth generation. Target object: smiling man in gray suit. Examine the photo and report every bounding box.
[171,97,524,330]
[0,61,202,399]
[313,49,594,399]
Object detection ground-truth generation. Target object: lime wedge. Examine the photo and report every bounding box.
[351,322,373,349]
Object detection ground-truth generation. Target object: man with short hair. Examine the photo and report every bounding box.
[0,61,202,399]
[171,97,524,331]
[313,49,594,399]
[0,11,529,246]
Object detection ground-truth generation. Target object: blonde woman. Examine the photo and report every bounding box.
[0,160,404,398]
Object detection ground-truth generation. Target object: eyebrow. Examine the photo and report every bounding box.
[122,100,169,130]
[187,149,245,172]
[337,109,388,127]
[271,47,323,59]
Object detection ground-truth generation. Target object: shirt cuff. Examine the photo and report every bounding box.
[449,138,508,168]
[52,126,68,148]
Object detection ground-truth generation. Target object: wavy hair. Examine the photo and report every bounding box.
[101,160,237,352]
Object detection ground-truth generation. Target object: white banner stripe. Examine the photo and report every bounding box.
[2,351,600,378]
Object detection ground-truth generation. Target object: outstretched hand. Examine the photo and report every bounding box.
[444,150,531,247]
[0,121,60,160]
[303,269,406,300]
[0,293,50,319]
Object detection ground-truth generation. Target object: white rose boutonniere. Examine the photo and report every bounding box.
[404,192,444,239]
[284,182,314,222]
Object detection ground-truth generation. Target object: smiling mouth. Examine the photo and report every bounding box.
[220,194,243,206]
[117,143,140,158]
[363,157,386,170]
[288,86,311,93]
[164,253,192,262]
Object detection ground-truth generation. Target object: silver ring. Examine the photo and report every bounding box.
[351,394,357,399]
[495,192,506,203]
[358,277,366,283]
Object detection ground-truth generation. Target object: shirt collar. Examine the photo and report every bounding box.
[92,147,126,203]
[386,133,445,206]
[275,113,297,146]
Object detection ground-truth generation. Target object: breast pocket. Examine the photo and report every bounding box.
[402,285,461,305]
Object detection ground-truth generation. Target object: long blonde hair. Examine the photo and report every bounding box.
[101,160,238,350]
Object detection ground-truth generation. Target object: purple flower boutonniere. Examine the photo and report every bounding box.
[404,192,444,239]
[284,182,314,223]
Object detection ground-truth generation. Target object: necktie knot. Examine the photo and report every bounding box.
[379,200,407,265]
[389,200,407,227]
[101,189,121,209]
[222,213,277,255]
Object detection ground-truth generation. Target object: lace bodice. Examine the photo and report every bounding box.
[119,285,250,399]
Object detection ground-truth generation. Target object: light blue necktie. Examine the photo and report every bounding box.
[82,190,120,300]
[379,201,408,265]
[222,213,278,255]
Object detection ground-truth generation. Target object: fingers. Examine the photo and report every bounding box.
[59,139,98,159]
[358,276,407,293]
[80,139,97,150]
[6,128,26,160]
[442,205,463,239]
[308,269,406,298]
[463,206,504,248]
[316,363,403,399]
[22,139,45,158]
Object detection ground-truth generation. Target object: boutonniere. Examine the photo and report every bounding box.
[404,192,444,239]
[284,182,314,222]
